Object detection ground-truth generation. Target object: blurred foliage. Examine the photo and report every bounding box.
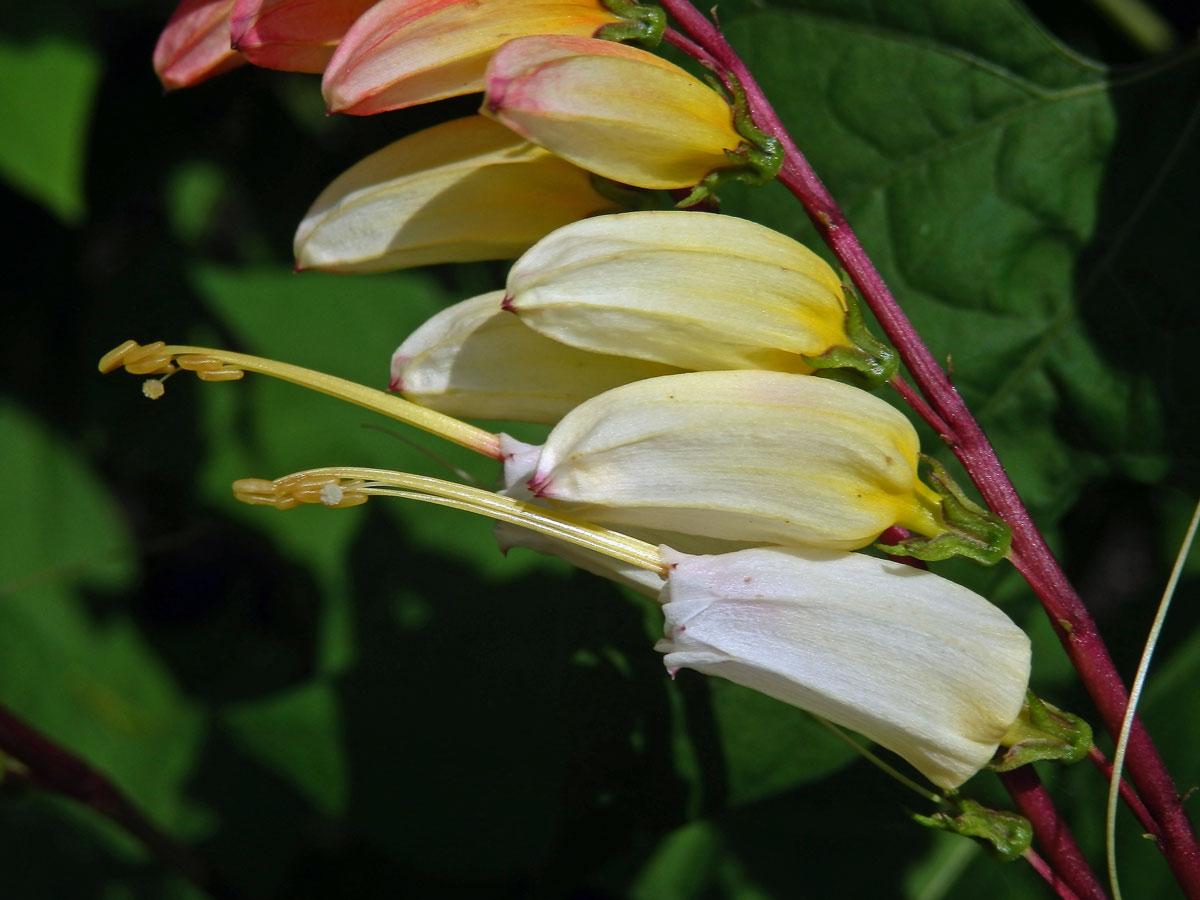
[1,0,1198,897]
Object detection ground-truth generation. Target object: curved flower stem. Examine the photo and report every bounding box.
[0,703,242,900]
[1000,767,1110,900]
[655,1,1200,892]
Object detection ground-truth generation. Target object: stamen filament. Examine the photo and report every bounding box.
[99,340,502,459]
[233,467,669,577]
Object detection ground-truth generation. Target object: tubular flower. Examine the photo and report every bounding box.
[322,0,625,116]
[483,35,743,190]
[229,0,378,73]
[154,0,245,91]
[294,116,626,273]
[657,546,1031,789]
[516,370,946,552]
[390,291,683,424]
[505,210,894,383]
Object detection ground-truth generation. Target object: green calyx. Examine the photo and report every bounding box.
[596,0,666,49]
[914,797,1032,862]
[677,73,783,208]
[803,278,898,389]
[991,692,1093,771]
[877,456,1012,565]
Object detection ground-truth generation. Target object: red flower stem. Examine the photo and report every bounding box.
[655,1,1200,892]
[1000,767,1110,900]
[1088,745,1160,837]
[1024,847,1085,900]
[0,703,241,900]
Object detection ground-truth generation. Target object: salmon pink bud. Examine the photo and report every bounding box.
[229,0,377,73]
[483,35,744,189]
[656,546,1031,789]
[322,0,623,116]
[294,116,625,273]
[506,210,896,385]
[153,0,245,91]
[391,291,683,424]
[525,370,947,552]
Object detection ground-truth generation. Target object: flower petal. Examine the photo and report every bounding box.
[526,370,944,550]
[656,546,1031,789]
[323,0,620,116]
[154,0,245,91]
[391,291,684,424]
[294,116,624,273]
[230,0,377,73]
[506,210,849,372]
[483,35,741,189]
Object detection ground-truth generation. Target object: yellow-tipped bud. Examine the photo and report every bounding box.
[506,210,865,374]
[483,35,742,190]
[518,371,945,551]
[390,291,683,424]
[294,116,625,273]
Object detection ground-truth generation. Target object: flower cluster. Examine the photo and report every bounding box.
[137,0,1033,790]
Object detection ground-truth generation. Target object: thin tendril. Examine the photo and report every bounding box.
[1106,497,1200,900]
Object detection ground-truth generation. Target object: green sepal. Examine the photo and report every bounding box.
[876,456,1012,565]
[913,797,1032,862]
[596,0,665,49]
[990,692,1093,771]
[803,278,898,389]
[677,73,783,208]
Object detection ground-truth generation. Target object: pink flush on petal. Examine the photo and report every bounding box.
[153,0,245,91]
[230,0,378,73]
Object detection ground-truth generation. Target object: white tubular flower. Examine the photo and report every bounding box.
[656,546,1031,789]
[390,291,683,424]
[505,210,852,373]
[520,370,945,552]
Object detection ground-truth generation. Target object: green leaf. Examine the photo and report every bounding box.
[0,36,99,223]
[0,401,205,832]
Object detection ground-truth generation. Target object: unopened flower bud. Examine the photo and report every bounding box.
[656,545,1031,789]
[483,35,743,190]
[323,0,624,116]
[294,116,625,273]
[506,210,893,383]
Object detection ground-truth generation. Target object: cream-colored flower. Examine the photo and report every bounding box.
[391,291,683,424]
[505,210,856,373]
[656,546,1031,789]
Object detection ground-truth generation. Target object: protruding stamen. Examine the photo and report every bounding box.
[233,466,668,576]
[100,340,503,460]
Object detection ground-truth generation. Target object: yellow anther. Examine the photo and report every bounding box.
[196,368,245,382]
[98,340,139,373]
[176,355,229,371]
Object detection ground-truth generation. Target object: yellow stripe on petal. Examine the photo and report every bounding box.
[483,35,741,189]
[294,116,625,273]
